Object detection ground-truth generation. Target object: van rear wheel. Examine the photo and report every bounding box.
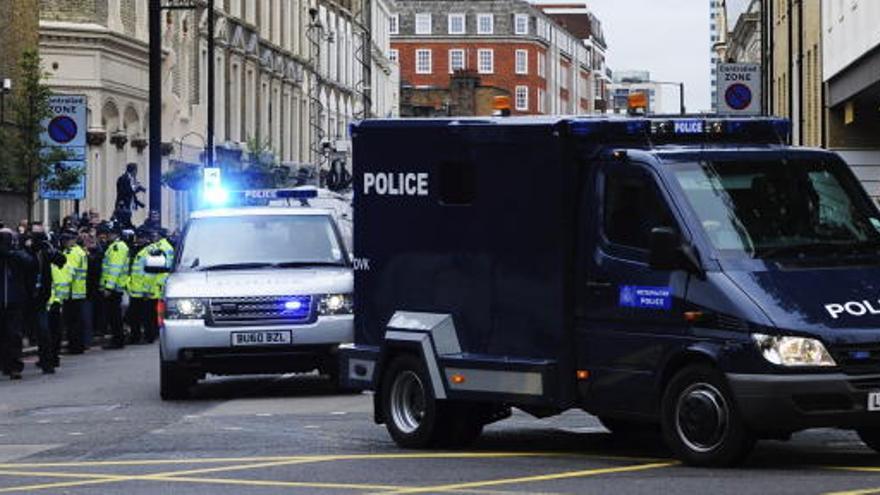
[856,428,880,453]
[381,354,482,448]
[661,365,755,466]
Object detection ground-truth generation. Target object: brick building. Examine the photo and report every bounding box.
[391,0,597,116]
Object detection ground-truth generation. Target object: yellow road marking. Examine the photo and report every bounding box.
[374,461,679,494]
[160,475,407,491]
[0,455,315,469]
[824,489,880,495]
[0,477,127,494]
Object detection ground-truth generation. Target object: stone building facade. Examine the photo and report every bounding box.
[1,0,396,228]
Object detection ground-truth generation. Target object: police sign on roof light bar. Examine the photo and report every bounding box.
[341,114,880,468]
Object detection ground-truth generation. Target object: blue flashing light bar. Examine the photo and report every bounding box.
[568,117,791,145]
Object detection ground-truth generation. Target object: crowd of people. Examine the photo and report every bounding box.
[0,211,176,380]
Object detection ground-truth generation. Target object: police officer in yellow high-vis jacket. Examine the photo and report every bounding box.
[127,227,155,344]
[61,231,88,354]
[99,224,130,349]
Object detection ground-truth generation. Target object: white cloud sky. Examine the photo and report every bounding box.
[589,0,753,113]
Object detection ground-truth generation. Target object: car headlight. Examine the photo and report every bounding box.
[318,294,353,315]
[164,298,207,320]
[752,333,836,367]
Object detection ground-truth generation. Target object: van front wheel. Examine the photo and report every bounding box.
[661,365,755,466]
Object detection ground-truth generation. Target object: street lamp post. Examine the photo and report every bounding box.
[148,0,215,221]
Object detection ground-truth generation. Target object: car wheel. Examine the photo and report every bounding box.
[160,361,196,400]
[661,365,756,467]
[856,428,880,453]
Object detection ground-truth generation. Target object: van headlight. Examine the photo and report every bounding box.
[318,294,353,315]
[751,334,836,367]
[165,298,207,320]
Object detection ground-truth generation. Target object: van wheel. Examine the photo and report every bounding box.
[160,361,195,400]
[380,354,482,448]
[661,365,755,466]
[856,428,880,453]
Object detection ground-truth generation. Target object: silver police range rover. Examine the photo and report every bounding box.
[157,207,354,399]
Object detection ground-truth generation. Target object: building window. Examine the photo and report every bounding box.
[515,14,529,35]
[515,49,528,74]
[477,49,494,74]
[538,88,546,113]
[415,13,432,35]
[537,51,546,78]
[449,49,465,73]
[448,13,465,35]
[560,65,569,90]
[477,14,494,34]
[389,49,399,63]
[415,48,432,74]
[515,86,529,111]
[389,14,399,34]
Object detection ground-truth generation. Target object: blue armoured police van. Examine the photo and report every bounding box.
[340,116,880,466]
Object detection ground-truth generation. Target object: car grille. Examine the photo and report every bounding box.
[829,343,880,375]
[208,296,312,327]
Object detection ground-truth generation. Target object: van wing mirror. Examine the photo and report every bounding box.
[648,226,702,275]
[144,254,170,274]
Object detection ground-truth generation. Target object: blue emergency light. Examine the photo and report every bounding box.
[568,117,791,145]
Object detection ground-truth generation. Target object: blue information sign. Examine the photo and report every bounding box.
[40,95,87,200]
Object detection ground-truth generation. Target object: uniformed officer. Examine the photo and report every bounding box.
[61,231,88,354]
[142,229,172,344]
[127,228,154,345]
[99,224,130,349]
[25,228,66,374]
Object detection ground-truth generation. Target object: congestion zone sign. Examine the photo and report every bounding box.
[717,63,761,115]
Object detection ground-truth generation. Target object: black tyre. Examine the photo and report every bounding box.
[856,428,880,453]
[598,416,659,436]
[661,365,756,467]
[160,361,196,400]
[380,354,482,448]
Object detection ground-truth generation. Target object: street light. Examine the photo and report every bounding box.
[0,78,12,128]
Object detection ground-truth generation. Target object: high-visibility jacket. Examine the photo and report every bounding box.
[100,240,130,293]
[127,245,153,299]
[48,263,71,308]
[64,244,88,300]
[151,238,175,299]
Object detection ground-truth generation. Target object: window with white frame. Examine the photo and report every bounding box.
[449,49,465,73]
[477,49,494,73]
[560,65,569,90]
[538,88,546,113]
[515,14,529,35]
[389,14,399,34]
[515,86,529,111]
[415,49,432,74]
[448,13,465,34]
[537,51,546,78]
[388,49,399,63]
[515,49,528,74]
[477,14,494,34]
[415,13,432,34]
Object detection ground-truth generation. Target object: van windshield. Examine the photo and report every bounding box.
[178,215,347,272]
[670,160,880,259]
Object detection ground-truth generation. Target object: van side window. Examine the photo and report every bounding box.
[603,170,675,251]
[438,161,476,205]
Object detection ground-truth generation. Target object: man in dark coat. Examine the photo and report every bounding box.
[114,163,146,229]
[0,229,35,380]
[24,227,66,374]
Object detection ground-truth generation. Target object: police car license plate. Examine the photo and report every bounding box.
[869,392,880,412]
[231,331,292,347]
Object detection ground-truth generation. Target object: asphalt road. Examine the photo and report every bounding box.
[1,345,880,495]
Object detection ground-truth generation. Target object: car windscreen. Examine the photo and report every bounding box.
[178,214,347,272]
[670,159,880,259]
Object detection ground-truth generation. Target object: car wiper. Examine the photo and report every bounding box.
[272,261,347,268]
[198,262,274,271]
